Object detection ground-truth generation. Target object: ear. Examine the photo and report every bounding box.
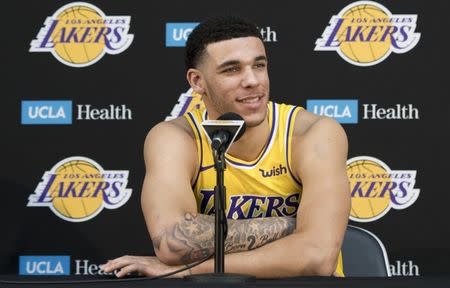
[186,68,205,95]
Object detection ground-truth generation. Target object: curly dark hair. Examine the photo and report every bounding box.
[185,16,263,70]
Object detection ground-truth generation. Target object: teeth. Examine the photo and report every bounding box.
[239,97,259,103]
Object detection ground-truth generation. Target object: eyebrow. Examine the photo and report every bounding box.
[216,55,267,70]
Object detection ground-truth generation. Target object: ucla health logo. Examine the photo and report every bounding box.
[307,99,358,124]
[166,23,199,47]
[22,100,72,125]
[166,23,278,47]
[19,256,70,275]
[30,2,134,67]
[347,156,420,222]
[315,1,420,66]
[28,156,132,222]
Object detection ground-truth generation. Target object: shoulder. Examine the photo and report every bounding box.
[143,116,198,165]
[145,116,195,146]
[292,109,347,143]
[290,109,348,175]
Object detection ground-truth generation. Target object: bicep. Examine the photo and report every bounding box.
[293,118,350,254]
[140,122,198,242]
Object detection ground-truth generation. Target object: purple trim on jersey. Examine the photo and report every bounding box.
[200,164,214,172]
[285,107,303,188]
[225,102,277,168]
[187,112,203,188]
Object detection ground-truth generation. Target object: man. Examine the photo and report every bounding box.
[101,16,350,278]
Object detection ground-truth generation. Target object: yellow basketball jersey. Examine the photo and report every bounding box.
[185,101,302,219]
[184,101,344,276]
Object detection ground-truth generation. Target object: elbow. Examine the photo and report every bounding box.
[153,245,184,265]
[312,256,337,276]
[151,232,184,265]
[305,246,340,276]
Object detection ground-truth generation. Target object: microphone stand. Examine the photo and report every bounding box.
[185,144,255,283]
[213,146,226,273]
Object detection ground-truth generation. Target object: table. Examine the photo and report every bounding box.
[0,275,449,288]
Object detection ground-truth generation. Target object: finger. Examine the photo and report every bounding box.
[101,257,137,273]
[115,264,144,278]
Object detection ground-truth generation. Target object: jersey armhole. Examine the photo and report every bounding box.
[184,112,203,188]
[285,106,304,188]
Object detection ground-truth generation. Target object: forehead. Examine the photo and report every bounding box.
[203,37,266,66]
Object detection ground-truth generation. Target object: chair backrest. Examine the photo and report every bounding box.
[342,225,391,277]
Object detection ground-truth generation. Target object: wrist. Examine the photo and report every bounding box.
[190,259,213,275]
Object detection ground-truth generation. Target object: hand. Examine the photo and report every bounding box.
[100,255,189,278]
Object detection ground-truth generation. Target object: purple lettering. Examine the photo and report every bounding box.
[366,26,380,41]
[247,196,266,218]
[351,181,365,197]
[227,196,252,219]
[380,25,399,47]
[265,196,284,217]
[80,27,97,42]
[62,27,80,43]
[325,18,344,47]
[282,193,300,216]
[199,190,214,214]
[63,182,82,197]
[94,27,112,48]
[111,27,124,44]
[39,20,58,48]
[398,26,410,44]
[37,174,57,202]
[378,182,397,201]
[90,182,109,203]
[391,181,409,205]
[364,182,383,197]
[347,26,364,41]
[109,181,122,198]
[77,181,94,197]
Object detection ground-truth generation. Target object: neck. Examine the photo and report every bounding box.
[226,117,270,162]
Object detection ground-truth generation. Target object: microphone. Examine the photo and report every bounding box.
[211,113,246,150]
[202,112,246,152]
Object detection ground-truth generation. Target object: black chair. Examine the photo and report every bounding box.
[342,225,391,277]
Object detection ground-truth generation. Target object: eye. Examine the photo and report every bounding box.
[222,66,240,73]
[254,62,266,69]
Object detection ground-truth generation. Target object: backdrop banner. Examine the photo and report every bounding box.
[2,0,448,277]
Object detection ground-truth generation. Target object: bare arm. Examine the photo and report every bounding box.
[142,119,296,265]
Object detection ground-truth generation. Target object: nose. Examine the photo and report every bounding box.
[241,67,259,88]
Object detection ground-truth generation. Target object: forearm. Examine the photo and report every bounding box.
[190,232,336,278]
[152,212,296,264]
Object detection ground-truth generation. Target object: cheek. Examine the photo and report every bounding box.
[213,77,238,91]
[209,80,236,100]
[259,73,270,87]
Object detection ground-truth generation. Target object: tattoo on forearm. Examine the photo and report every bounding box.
[152,212,296,264]
[226,216,296,254]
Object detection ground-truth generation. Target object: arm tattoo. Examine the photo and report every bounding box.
[226,216,296,253]
[152,212,296,264]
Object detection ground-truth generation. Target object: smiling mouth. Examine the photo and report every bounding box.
[237,95,263,104]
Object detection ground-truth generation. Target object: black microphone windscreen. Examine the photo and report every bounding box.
[217,112,246,141]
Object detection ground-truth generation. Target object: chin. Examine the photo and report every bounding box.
[242,110,267,128]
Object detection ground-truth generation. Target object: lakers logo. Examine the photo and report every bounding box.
[166,88,205,121]
[315,1,420,66]
[347,156,420,222]
[30,2,134,67]
[27,156,132,222]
